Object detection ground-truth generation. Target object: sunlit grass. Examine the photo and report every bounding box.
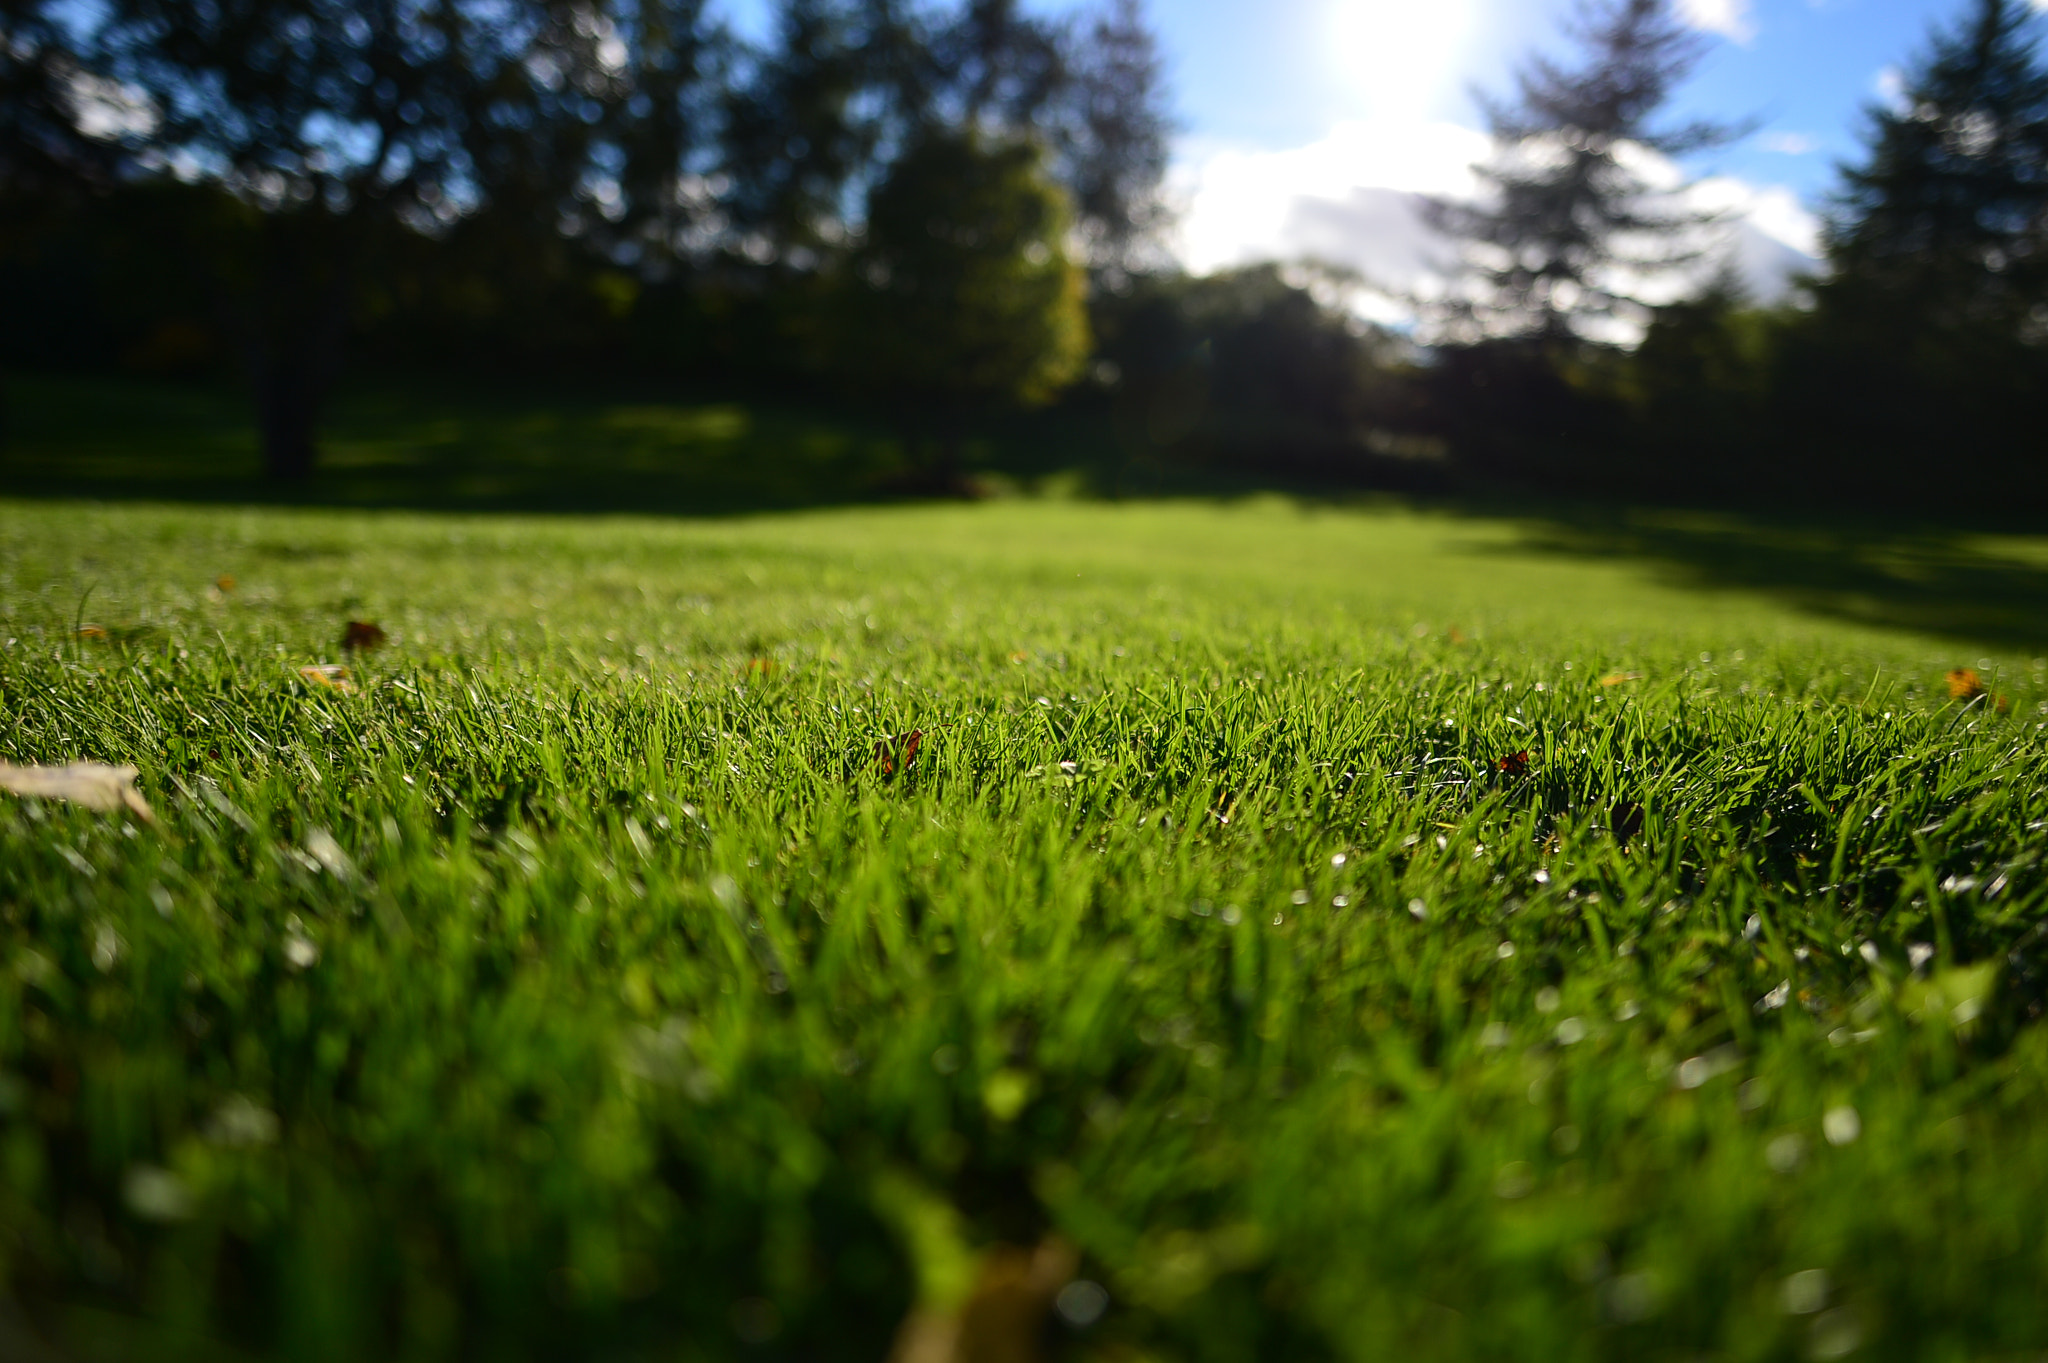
[2,496,2046,1362]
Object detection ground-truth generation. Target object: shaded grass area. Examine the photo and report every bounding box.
[10,372,2048,658]
[2,498,2048,1361]
[0,372,925,514]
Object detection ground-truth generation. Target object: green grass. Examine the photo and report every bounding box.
[3,495,2048,1363]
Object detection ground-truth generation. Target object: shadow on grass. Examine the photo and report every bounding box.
[8,372,2048,652]
[0,371,926,516]
[1498,502,2048,654]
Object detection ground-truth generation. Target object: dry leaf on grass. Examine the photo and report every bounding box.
[1496,750,1532,777]
[876,730,923,778]
[298,664,356,695]
[341,620,388,652]
[1599,672,1644,687]
[889,1239,1079,1363]
[215,574,236,593]
[1948,668,1986,701]
[0,761,155,822]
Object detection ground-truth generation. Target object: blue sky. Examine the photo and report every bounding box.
[1164,0,1982,202]
[719,0,2035,300]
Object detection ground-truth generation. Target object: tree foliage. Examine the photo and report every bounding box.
[838,128,1087,420]
[1426,0,1737,345]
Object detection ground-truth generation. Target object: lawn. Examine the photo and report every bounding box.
[2,492,2047,1363]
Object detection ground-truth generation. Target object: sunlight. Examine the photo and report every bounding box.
[1326,0,1477,120]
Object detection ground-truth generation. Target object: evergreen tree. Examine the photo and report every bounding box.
[1821,0,2048,338]
[1425,0,1738,344]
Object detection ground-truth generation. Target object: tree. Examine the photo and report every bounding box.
[1061,0,1172,274]
[1425,0,1738,345]
[65,0,713,478]
[1821,0,2048,338]
[836,128,1087,489]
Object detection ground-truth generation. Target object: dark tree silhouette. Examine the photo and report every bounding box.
[67,0,712,478]
[1062,0,1173,273]
[1823,0,2048,336]
[1426,0,1740,344]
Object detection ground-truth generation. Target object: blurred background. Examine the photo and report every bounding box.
[2,0,2045,518]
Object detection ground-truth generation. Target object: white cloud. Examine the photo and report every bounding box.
[1760,131,1819,155]
[1677,0,1756,43]
[1324,0,1479,119]
[1170,119,1822,335]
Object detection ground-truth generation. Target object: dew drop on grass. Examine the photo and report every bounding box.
[1479,1023,1511,1049]
[1408,899,1428,921]
[1330,852,1346,868]
[1781,1269,1829,1315]
[1331,895,1349,908]
[1555,1017,1587,1045]
[1497,941,1516,960]
[930,1045,962,1075]
[1219,905,1242,926]
[1534,986,1561,1014]
[1823,1106,1861,1146]
[1290,889,1309,905]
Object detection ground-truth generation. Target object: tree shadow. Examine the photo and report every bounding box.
[1497,501,2048,654]
[0,371,925,517]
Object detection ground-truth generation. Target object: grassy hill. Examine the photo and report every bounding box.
[2,493,2046,1362]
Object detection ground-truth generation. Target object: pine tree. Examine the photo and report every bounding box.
[1425,0,1737,344]
[1821,0,2048,338]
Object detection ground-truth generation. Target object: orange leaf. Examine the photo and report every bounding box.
[1496,750,1531,777]
[1599,672,1643,687]
[215,574,236,593]
[1947,668,1986,701]
[76,625,108,641]
[1996,694,2013,716]
[341,621,388,652]
[298,664,356,695]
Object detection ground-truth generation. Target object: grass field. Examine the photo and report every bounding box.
[3,491,2048,1363]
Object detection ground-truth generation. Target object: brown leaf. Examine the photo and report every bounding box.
[1496,750,1531,777]
[76,625,108,641]
[298,664,356,695]
[215,574,236,593]
[1599,672,1643,687]
[0,761,154,822]
[341,620,388,652]
[1948,668,1986,701]
[1996,693,2013,716]
[876,729,923,779]
[888,1239,1079,1363]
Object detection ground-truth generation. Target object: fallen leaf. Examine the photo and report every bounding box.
[1496,750,1532,777]
[1448,626,1467,644]
[341,621,387,652]
[1599,672,1644,687]
[1611,801,1645,847]
[0,761,155,822]
[1996,694,2013,716]
[298,664,356,695]
[76,625,109,641]
[215,574,236,593]
[1948,668,1986,701]
[876,729,923,778]
[889,1238,1079,1363]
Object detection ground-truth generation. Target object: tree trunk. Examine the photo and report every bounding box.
[239,212,358,482]
[256,361,321,481]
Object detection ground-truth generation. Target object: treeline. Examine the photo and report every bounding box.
[5,0,2048,515]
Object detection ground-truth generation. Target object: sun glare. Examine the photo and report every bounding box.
[1327,0,1476,120]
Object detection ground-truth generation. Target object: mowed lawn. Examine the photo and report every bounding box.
[2,495,2047,1363]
